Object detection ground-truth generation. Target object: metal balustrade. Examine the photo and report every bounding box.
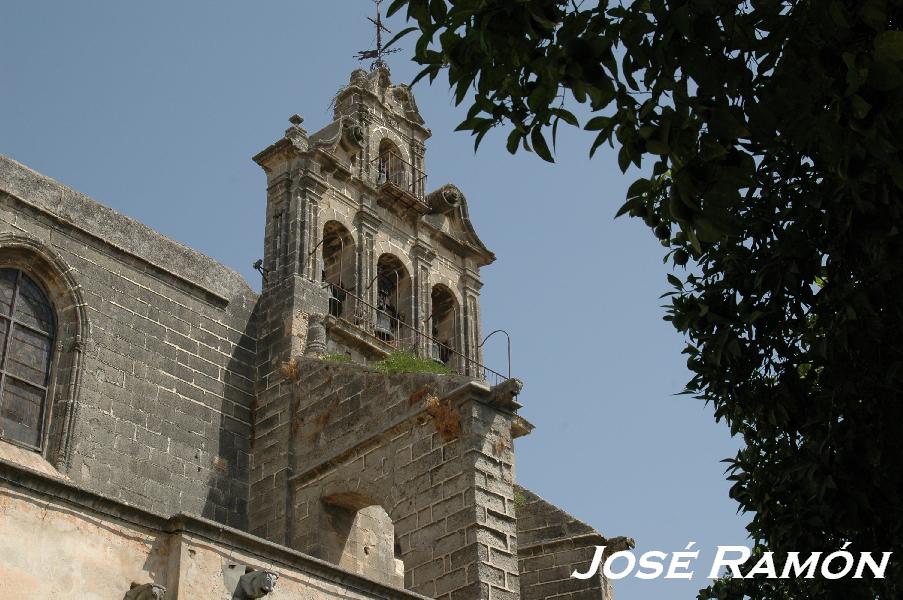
[326,284,508,386]
[371,151,427,201]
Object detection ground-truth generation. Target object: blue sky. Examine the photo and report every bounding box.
[1,2,748,597]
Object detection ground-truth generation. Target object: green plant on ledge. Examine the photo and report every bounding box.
[321,353,352,364]
[513,489,527,513]
[371,351,450,375]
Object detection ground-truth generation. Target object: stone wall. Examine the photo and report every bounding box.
[515,487,612,600]
[0,155,258,528]
[0,458,430,600]
[250,358,524,599]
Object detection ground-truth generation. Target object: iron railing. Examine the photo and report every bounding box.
[327,284,508,386]
[371,151,427,201]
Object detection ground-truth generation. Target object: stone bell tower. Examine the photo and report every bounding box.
[252,65,496,377]
[248,64,532,600]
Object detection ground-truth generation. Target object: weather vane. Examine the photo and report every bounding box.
[355,0,401,70]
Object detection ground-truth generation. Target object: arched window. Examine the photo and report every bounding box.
[0,268,55,450]
[377,139,407,189]
[321,221,356,319]
[374,254,412,346]
[430,285,459,366]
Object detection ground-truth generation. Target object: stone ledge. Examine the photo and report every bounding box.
[0,457,431,600]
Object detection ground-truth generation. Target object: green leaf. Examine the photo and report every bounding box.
[585,116,612,130]
[506,130,523,155]
[875,30,903,62]
[589,131,608,158]
[626,178,651,199]
[410,65,435,87]
[429,0,447,22]
[851,94,872,119]
[386,0,408,17]
[617,145,631,172]
[868,60,903,90]
[383,27,418,52]
[551,108,578,127]
[646,140,670,156]
[530,127,554,162]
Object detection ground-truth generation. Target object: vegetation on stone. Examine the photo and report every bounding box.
[371,351,451,375]
[388,0,903,597]
[321,352,353,364]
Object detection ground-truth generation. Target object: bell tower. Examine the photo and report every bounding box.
[247,14,528,598]
[253,64,495,376]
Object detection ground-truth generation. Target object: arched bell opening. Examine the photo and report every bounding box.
[321,221,356,319]
[376,138,407,190]
[374,254,412,347]
[429,284,459,368]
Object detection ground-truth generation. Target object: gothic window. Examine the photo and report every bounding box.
[0,268,55,450]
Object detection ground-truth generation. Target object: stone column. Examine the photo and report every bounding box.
[411,140,426,199]
[411,241,436,358]
[461,270,484,377]
[299,170,327,280]
[355,206,381,329]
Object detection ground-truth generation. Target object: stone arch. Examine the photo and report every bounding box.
[372,239,415,279]
[372,129,409,163]
[375,137,414,193]
[374,253,414,348]
[429,284,461,367]
[321,221,356,319]
[0,233,90,470]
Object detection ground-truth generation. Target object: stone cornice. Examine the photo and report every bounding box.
[410,240,437,264]
[460,269,484,293]
[354,206,382,232]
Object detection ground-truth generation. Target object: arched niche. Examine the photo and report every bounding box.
[0,234,89,470]
[321,221,356,319]
[320,493,404,588]
[374,254,413,348]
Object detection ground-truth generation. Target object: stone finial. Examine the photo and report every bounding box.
[304,313,327,356]
[236,569,279,599]
[285,114,308,150]
[124,582,166,600]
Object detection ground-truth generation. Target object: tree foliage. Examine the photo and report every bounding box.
[387,0,903,598]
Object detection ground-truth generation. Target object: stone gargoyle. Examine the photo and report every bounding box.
[234,568,279,599]
[123,582,166,600]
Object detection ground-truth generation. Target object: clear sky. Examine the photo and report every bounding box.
[1,2,749,598]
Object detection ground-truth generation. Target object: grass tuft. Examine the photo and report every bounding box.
[371,351,450,375]
[322,353,353,364]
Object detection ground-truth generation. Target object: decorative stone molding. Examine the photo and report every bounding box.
[0,233,91,471]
